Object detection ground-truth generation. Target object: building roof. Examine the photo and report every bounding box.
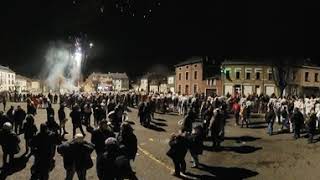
[222,59,273,66]
[109,72,128,79]
[0,65,15,73]
[175,57,203,67]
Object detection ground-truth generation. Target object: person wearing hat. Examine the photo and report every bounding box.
[117,122,137,162]
[91,120,115,179]
[57,133,95,180]
[0,122,21,168]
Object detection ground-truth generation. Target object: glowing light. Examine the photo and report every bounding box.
[89,43,94,48]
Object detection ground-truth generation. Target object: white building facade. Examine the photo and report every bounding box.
[15,75,28,93]
[0,65,16,91]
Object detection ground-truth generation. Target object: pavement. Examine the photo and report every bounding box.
[1,102,320,180]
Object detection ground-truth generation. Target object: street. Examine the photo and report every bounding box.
[1,102,320,180]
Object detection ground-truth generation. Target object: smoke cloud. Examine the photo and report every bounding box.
[42,41,82,93]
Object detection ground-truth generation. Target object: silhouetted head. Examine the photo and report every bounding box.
[40,123,48,133]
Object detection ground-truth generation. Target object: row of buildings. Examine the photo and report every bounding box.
[132,57,320,97]
[0,65,42,93]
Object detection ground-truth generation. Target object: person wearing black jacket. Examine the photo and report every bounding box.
[97,137,137,180]
[46,103,54,121]
[117,122,138,161]
[22,115,38,155]
[58,104,68,137]
[14,105,26,134]
[57,133,95,180]
[30,123,57,180]
[166,132,188,177]
[91,120,115,179]
[27,99,37,116]
[138,102,145,125]
[0,122,20,168]
[306,110,317,143]
[292,108,304,139]
[6,106,14,124]
[70,104,86,138]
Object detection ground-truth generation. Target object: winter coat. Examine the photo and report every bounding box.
[117,133,138,160]
[58,108,66,122]
[30,131,57,170]
[57,141,95,170]
[14,109,26,123]
[91,128,115,154]
[166,135,188,161]
[187,133,203,155]
[0,130,20,154]
[23,123,38,140]
[70,110,81,125]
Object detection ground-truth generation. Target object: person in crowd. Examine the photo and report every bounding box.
[6,106,14,124]
[97,137,137,180]
[209,104,225,148]
[58,104,69,137]
[265,104,276,136]
[117,122,138,162]
[30,123,57,180]
[54,94,58,104]
[138,101,146,126]
[83,103,92,127]
[2,95,7,111]
[27,98,37,116]
[14,105,26,134]
[70,104,86,138]
[292,107,304,139]
[232,100,241,126]
[306,109,317,143]
[91,120,115,179]
[46,103,55,121]
[280,106,289,131]
[166,132,188,177]
[187,125,204,168]
[22,115,38,156]
[181,109,195,133]
[240,103,249,128]
[57,133,95,180]
[0,122,21,168]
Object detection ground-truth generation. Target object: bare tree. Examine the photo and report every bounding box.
[271,57,299,97]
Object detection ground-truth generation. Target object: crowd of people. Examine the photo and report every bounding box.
[2,91,320,179]
[0,92,139,180]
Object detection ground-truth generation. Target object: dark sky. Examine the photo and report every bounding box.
[0,1,310,78]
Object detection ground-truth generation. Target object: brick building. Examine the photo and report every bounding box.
[175,57,222,96]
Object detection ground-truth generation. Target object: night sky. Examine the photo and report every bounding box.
[0,1,310,78]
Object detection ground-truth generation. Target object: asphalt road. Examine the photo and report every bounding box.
[1,102,320,180]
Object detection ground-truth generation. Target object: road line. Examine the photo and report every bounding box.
[138,145,174,172]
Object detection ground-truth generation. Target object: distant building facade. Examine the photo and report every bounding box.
[0,65,16,91]
[175,57,221,96]
[110,73,129,91]
[286,65,320,96]
[15,74,30,93]
[221,60,278,96]
[167,74,175,93]
[83,72,129,92]
[139,73,168,93]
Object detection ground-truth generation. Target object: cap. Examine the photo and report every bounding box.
[105,137,117,145]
